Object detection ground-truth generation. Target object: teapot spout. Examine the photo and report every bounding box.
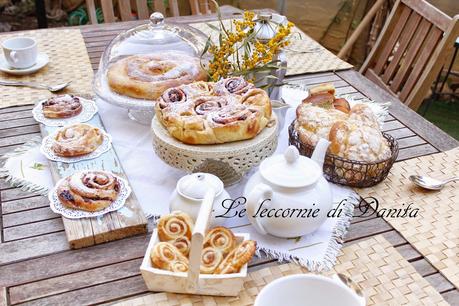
[311,138,330,168]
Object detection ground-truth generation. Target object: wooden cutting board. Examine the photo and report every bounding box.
[40,113,147,249]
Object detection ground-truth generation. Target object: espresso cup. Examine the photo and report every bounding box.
[1,37,38,69]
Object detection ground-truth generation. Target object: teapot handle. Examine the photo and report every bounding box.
[246,183,273,235]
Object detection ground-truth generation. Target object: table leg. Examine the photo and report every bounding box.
[35,0,48,28]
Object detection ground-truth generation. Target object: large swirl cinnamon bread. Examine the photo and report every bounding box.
[107,52,207,100]
[155,77,272,144]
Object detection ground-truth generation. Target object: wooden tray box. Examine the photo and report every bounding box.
[140,229,249,296]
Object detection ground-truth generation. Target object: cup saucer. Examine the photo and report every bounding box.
[0,52,49,75]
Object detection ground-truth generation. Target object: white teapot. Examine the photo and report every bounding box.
[243,140,333,238]
[169,172,230,223]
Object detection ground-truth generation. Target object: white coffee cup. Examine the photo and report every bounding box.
[1,37,38,69]
[254,274,366,306]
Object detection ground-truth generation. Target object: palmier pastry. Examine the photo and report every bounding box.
[150,242,189,272]
[57,170,121,212]
[200,247,224,274]
[52,123,104,157]
[169,236,191,257]
[157,211,194,241]
[42,94,83,118]
[203,226,236,255]
[215,240,256,274]
[155,77,272,144]
[107,52,207,100]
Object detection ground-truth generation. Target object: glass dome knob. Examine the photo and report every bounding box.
[150,12,164,26]
[257,13,272,22]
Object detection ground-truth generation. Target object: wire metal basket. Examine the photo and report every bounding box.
[288,121,399,188]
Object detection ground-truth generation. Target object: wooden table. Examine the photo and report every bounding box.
[0,12,458,306]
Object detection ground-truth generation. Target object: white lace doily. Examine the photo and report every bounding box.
[40,129,112,163]
[32,96,98,127]
[48,173,131,219]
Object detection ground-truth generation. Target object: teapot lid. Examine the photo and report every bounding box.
[177,173,224,200]
[259,146,322,188]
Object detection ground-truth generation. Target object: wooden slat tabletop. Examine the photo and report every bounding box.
[0,11,458,306]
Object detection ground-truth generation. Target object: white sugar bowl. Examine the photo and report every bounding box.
[169,172,230,223]
[243,140,333,238]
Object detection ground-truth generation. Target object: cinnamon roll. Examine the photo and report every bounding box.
[51,123,104,157]
[194,96,227,115]
[150,242,189,272]
[157,211,194,241]
[215,240,256,274]
[200,247,224,274]
[42,94,83,119]
[214,77,254,95]
[57,170,121,212]
[155,77,272,144]
[107,52,207,100]
[204,226,236,255]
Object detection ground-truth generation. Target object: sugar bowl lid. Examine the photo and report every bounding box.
[177,173,224,200]
[259,146,322,188]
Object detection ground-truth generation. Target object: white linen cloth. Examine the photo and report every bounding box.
[0,87,358,271]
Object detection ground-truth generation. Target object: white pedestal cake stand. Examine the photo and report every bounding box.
[151,114,279,186]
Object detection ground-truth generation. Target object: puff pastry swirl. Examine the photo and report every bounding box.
[57,170,120,212]
[215,240,256,274]
[157,211,194,241]
[42,94,82,119]
[52,123,104,157]
[203,226,236,255]
[150,242,189,273]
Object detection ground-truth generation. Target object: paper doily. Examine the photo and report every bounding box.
[32,96,98,127]
[48,173,131,219]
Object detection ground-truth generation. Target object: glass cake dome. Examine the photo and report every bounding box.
[93,12,208,124]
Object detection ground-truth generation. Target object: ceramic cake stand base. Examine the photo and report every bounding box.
[151,114,279,186]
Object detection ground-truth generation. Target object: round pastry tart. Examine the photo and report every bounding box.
[49,170,131,218]
[52,123,104,157]
[32,95,98,127]
[41,123,112,163]
[41,94,82,118]
[155,77,272,144]
[107,52,207,100]
[57,170,120,212]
